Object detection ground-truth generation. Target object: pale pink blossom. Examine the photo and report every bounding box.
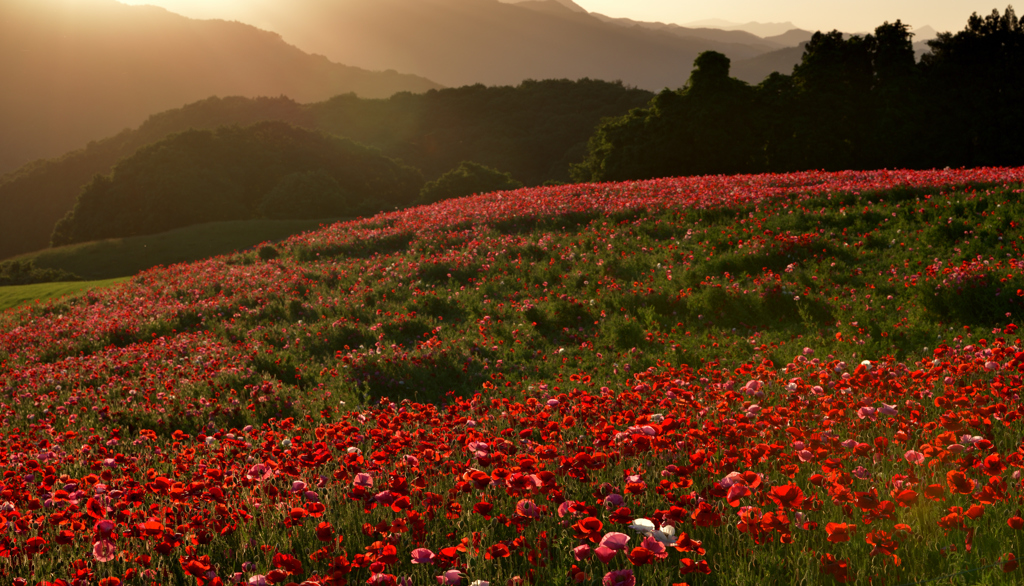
[641,535,668,558]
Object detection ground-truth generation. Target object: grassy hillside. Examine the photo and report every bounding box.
[1,167,1024,585]
[0,278,126,312]
[11,216,340,280]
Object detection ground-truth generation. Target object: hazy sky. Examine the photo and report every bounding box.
[573,1,998,33]
[116,0,999,35]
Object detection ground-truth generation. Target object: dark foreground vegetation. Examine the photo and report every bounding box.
[2,167,1024,585]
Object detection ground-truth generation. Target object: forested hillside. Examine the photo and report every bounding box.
[0,79,652,260]
[51,123,423,246]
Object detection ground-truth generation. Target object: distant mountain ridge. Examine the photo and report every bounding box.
[501,0,586,12]
[682,19,805,38]
[182,0,814,91]
[0,0,440,175]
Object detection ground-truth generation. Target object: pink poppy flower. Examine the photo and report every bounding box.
[572,544,592,560]
[436,569,463,585]
[904,450,926,465]
[857,406,877,420]
[602,569,635,586]
[411,548,436,564]
[92,540,116,562]
[516,499,540,518]
[593,545,617,563]
[598,532,630,551]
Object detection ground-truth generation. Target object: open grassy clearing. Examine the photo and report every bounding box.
[0,278,127,312]
[8,217,344,280]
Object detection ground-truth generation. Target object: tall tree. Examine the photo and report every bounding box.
[570,51,758,182]
[789,31,873,170]
[922,7,1024,166]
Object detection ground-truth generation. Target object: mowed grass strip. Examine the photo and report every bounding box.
[0,278,128,312]
[7,217,341,280]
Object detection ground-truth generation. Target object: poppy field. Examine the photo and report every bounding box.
[3,167,1024,585]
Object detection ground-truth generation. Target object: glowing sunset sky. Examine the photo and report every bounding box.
[114,0,1001,35]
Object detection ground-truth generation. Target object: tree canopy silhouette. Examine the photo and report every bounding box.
[574,7,1024,182]
[570,51,758,182]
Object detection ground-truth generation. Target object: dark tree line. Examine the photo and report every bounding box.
[572,8,1024,182]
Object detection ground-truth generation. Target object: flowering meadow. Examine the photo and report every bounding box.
[3,167,1024,585]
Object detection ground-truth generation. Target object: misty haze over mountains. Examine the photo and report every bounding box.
[0,0,439,175]
[194,0,819,90]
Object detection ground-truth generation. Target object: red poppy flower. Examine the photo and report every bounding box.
[690,503,722,527]
[923,484,945,501]
[825,522,855,543]
[893,489,918,507]
[865,530,900,565]
[820,554,852,583]
[965,504,985,519]
[946,470,976,495]
[181,556,212,578]
[678,558,711,575]
[574,517,604,543]
[1005,553,1019,573]
[769,484,805,509]
[627,546,654,565]
[315,522,335,542]
[485,543,510,559]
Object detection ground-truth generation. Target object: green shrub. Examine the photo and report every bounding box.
[0,259,81,286]
[257,245,281,260]
[418,161,522,205]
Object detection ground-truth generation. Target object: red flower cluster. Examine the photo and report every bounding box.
[1,166,1023,584]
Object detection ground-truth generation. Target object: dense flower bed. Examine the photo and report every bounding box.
[2,167,1024,585]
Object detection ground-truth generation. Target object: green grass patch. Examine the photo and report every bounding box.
[0,278,127,312]
[8,217,343,280]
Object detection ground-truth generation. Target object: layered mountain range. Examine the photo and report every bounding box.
[183,0,816,90]
[0,0,440,175]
